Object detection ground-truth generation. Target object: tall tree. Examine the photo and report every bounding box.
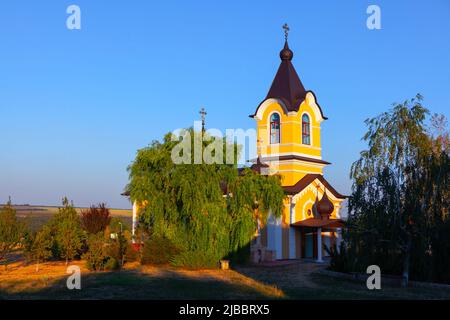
[126,129,285,268]
[32,226,53,272]
[80,203,111,234]
[347,94,449,286]
[52,198,84,265]
[0,199,26,267]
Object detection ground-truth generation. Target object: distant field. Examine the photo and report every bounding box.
[1,205,132,232]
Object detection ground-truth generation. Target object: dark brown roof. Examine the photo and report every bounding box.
[121,191,130,197]
[291,218,344,228]
[266,41,307,112]
[250,41,327,119]
[283,174,347,199]
[260,155,331,165]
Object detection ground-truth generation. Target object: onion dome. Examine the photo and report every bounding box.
[317,190,334,219]
[280,41,293,61]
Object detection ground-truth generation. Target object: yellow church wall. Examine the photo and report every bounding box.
[258,143,322,159]
[268,162,324,186]
[254,96,344,228]
[291,186,342,223]
[278,187,343,238]
[256,100,323,159]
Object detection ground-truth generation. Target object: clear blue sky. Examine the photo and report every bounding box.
[1,0,449,208]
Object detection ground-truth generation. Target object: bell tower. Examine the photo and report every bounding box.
[250,25,330,186]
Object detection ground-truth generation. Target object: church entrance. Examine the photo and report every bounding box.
[304,233,314,259]
[298,226,339,261]
[300,227,318,259]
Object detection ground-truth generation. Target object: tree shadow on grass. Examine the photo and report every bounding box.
[0,267,284,300]
[234,261,450,300]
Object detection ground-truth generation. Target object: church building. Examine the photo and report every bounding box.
[125,26,346,263]
[248,26,346,263]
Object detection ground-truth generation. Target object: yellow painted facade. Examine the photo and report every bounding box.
[249,37,346,262]
[254,94,326,186]
[127,33,346,262]
[254,93,343,219]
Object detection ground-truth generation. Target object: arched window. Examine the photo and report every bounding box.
[302,114,311,145]
[270,113,280,144]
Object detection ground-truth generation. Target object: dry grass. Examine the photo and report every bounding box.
[0,259,284,299]
[139,264,284,298]
[0,260,90,295]
[2,258,450,299]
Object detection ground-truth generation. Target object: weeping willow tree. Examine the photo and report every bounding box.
[126,128,285,268]
[340,94,450,286]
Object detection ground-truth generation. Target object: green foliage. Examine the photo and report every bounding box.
[104,257,120,271]
[80,203,111,234]
[125,243,140,262]
[22,230,35,263]
[83,229,129,271]
[48,197,85,264]
[0,199,26,263]
[109,217,129,234]
[126,128,285,268]
[141,235,180,265]
[32,226,53,271]
[335,95,450,284]
[107,229,128,269]
[83,233,108,271]
[324,243,355,273]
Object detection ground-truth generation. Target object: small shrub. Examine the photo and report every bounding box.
[107,231,128,269]
[83,233,108,271]
[81,203,111,234]
[141,236,180,265]
[104,257,120,270]
[325,242,354,273]
[109,217,129,234]
[125,243,140,262]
